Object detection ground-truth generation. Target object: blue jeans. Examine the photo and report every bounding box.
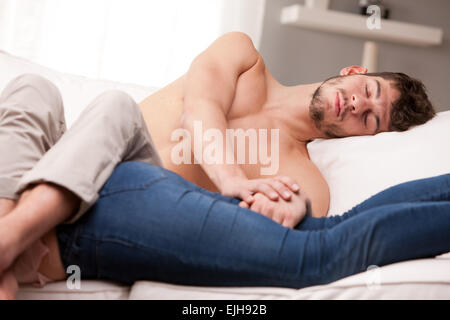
[56,162,450,288]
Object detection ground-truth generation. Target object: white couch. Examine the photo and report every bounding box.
[2,50,449,300]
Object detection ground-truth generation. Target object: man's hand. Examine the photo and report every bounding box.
[220,176,301,205]
[239,190,312,229]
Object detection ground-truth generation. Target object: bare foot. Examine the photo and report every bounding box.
[0,199,19,300]
[0,198,16,218]
[0,199,17,273]
[0,187,53,273]
[0,269,18,300]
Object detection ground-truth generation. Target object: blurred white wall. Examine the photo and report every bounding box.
[259,0,450,111]
[0,0,266,88]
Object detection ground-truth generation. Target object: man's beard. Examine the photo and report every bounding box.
[309,84,325,129]
[308,75,346,139]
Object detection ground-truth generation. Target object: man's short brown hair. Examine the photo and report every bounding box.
[365,72,436,131]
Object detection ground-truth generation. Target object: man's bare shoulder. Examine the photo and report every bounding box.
[211,32,258,52]
[196,32,262,70]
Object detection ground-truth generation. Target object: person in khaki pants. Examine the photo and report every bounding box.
[0,74,163,298]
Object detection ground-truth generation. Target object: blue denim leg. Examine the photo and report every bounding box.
[300,201,450,287]
[297,173,450,231]
[57,162,450,288]
[58,162,304,286]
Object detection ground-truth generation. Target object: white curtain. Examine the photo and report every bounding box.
[0,0,266,88]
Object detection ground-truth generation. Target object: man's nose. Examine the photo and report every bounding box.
[349,94,369,114]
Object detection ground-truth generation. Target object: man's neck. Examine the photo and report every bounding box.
[268,81,326,143]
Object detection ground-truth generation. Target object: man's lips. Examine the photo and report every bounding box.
[334,92,341,118]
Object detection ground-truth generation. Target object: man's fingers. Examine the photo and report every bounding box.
[256,183,279,201]
[274,212,286,226]
[268,180,292,200]
[240,190,254,204]
[251,200,262,214]
[281,219,294,229]
[239,201,249,209]
[272,213,283,225]
[276,176,300,193]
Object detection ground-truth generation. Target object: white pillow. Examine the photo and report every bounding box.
[307,111,450,216]
[0,50,157,127]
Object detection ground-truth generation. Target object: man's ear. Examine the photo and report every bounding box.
[339,65,368,76]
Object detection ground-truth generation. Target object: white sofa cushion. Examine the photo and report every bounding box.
[0,50,158,127]
[129,253,450,300]
[16,280,130,300]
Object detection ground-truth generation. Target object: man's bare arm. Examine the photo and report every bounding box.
[182,32,298,203]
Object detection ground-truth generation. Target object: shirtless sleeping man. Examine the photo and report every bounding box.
[1,32,445,299]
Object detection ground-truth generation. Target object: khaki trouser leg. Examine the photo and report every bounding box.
[15,87,162,224]
[1,74,162,285]
[0,74,66,200]
[0,74,67,285]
